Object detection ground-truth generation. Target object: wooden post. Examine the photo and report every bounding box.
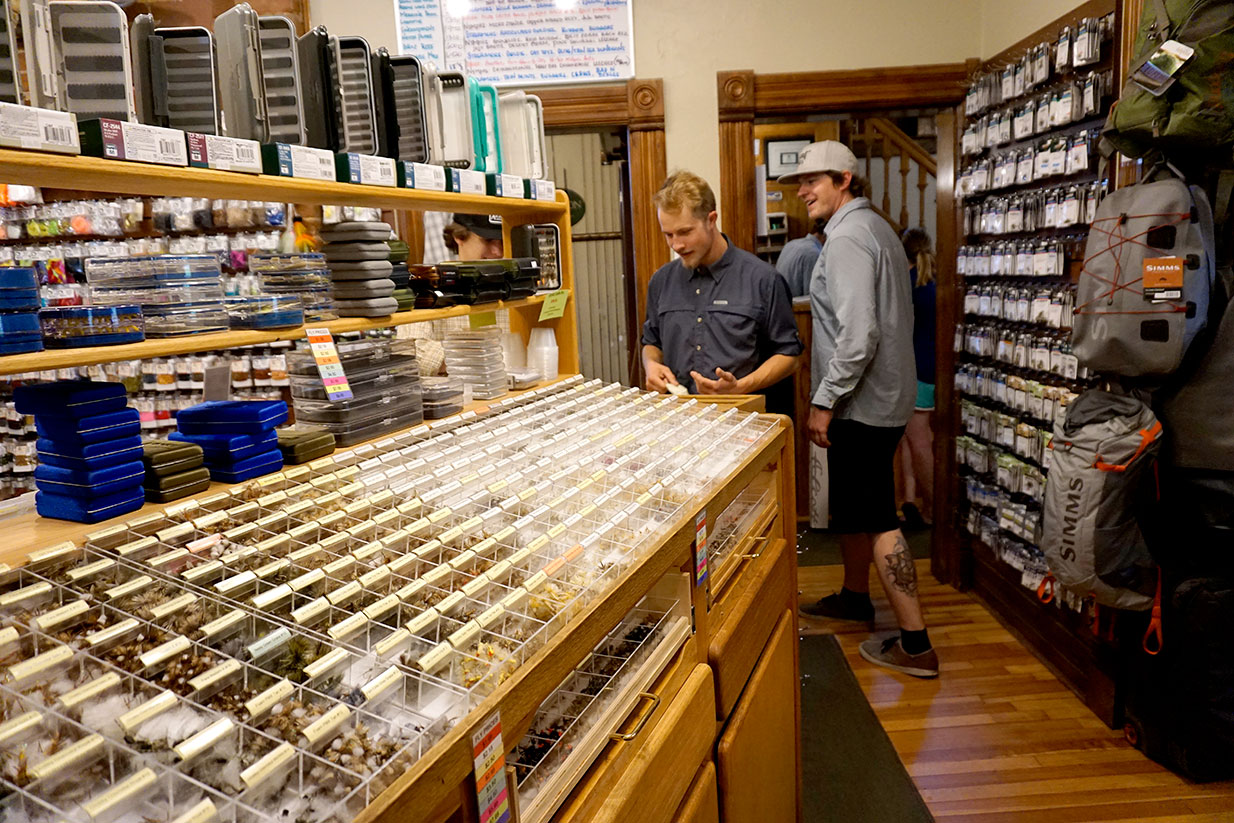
[932,107,961,587]
[917,164,928,230]
[898,152,910,229]
[716,71,757,253]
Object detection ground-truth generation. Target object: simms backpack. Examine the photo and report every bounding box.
[1042,391,1163,610]
[1102,0,1234,160]
[1072,170,1216,376]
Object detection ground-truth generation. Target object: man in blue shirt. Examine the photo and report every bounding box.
[780,141,938,678]
[641,171,803,415]
[775,219,825,298]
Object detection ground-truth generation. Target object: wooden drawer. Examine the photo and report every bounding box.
[672,761,719,823]
[717,610,800,823]
[707,530,792,718]
[557,660,715,823]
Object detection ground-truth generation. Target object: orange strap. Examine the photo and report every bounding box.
[1143,571,1164,656]
[1095,421,1163,472]
[1037,574,1056,604]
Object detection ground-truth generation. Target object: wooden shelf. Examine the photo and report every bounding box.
[0,149,567,217]
[0,295,550,375]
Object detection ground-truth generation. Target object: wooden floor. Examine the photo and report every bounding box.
[798,560,1234,822]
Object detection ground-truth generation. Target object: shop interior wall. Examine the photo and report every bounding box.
[309,0,1095,223]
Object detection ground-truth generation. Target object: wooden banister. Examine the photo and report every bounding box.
[868,117,937,175]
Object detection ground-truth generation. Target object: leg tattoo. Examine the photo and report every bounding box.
[884,535,918,596]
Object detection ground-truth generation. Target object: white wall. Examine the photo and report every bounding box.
[980,0,1087,58]
[632,0,982,223]
[308,0,1086,219]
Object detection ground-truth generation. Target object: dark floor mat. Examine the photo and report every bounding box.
[800,634,934,823]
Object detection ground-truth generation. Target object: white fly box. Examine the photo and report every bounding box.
[214,3,268,143]
[499,90,548,179]
[258,15,306,145]
[424,65,475,169]
[47,0,137,122]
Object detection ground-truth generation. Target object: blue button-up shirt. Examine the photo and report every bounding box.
[642,237,802,408]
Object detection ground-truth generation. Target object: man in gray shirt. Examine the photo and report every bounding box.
[780,141,937,678]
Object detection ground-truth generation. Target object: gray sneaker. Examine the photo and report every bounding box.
[858,635,939,678]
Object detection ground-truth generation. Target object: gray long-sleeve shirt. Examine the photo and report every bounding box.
[809,197,916,427]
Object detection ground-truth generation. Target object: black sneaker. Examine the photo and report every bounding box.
[799,592,875,622]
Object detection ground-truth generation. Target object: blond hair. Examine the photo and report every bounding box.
[653,171,716,220]
[901,227,935,287]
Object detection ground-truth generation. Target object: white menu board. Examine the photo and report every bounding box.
[394,0,634,86]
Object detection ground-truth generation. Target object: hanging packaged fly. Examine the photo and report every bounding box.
[333,36,377,155]
[0,0,20,104]
[38,0,137,123]
[258,16,307,146]
[214,3,268,143]
[470,79,502,173]
[499,91,548,179]
[132,21,219,135]
[371,48,428,163]
[424,66,476,169]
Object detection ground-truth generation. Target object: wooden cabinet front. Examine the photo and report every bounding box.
[672,761,719,823]
[716,609,800,823]
[708,529,792,717]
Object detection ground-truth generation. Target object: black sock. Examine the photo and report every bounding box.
[839,587,872,609]
[900,628,931,655]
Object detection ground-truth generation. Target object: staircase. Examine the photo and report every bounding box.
[842,118,938,238]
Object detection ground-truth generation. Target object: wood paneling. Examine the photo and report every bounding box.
[708,534,793,718]
[630,126,670,363]
[745,64,971,116]
[717,611,799,823]
[718,119,756,252]
[932,107,961,588]
[538,78,668,387]
[799,560,1234,821]
[587,665,718,823]
[672,762,719,823]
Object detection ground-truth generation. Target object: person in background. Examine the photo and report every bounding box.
[896,228,937,531]
[641,171,802,414]
[776,218,826,298]
[781,140,938,678]
[443,213,503,260]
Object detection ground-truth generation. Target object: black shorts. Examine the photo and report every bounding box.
[827,417,905,534]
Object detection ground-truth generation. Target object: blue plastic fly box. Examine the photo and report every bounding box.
[0,311,43,353]
[168,429,278,464]
[37,435,144,471]
[14,379,129,418]
[34,408,140,446]
[175,400,289,435]
[34,460,145,499]
[0,267,41,311]
[35,488,145,523]
[207,448,284,484]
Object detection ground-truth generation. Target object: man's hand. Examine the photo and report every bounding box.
[645,361,679,393]
[807,407,833,448]
[690,367,741,394]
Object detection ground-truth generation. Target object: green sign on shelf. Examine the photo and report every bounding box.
[469,311,498,329]
[538,289,570,321]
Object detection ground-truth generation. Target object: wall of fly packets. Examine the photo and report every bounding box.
[0,375,781,823]
[952,8,1115,608]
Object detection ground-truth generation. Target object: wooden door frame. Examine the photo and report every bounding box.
[717,62,974,583]
[536,78,671,387]
[716,63,973,254]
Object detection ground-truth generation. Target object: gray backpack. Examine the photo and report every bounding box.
[1042,391,1163,610]
[1072,170,1216,377]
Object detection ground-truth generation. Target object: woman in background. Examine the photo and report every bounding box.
[897,228,936,530]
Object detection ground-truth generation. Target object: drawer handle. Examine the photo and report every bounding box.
[610,691,660,742]
[741,535,771,560]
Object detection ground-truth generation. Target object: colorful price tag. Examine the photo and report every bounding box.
[472,711,511,823]
[538,289,570,321]
[693,509,708,586]
[304,328,353,401]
